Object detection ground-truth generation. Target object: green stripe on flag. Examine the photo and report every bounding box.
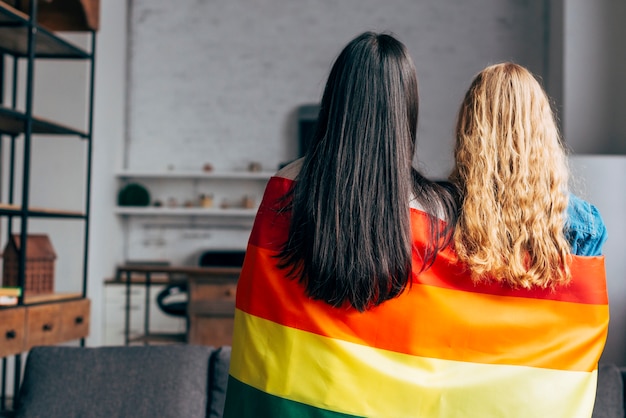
[224,376,363,418]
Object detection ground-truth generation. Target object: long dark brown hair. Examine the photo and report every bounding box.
[279,32,458,311]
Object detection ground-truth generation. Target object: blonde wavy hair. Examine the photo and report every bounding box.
[450,62,571,289]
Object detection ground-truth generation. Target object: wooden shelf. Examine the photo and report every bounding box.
[0,0,95,388]
[113,206,258,217]
[23,292,83,305]
[0,106,88,138]
[115,265,241,276]
[115,170,274,180]
[0,2,90,59]
[5,0,100,32]
[1,293,87,309]
[0,203,85,219]
[105,276,172,285]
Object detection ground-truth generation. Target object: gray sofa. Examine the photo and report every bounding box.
[4,345,626,417]
[9,345,231,418]
[594,363,625,418]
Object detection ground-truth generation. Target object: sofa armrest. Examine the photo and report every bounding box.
[208,346,231,418]
[592,363,625,418]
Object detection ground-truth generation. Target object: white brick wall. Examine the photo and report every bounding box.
[126,0,546,178]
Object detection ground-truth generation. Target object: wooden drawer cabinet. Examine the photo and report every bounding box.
[187,274,239,347]
[0,307,26,358]
[25,299,91,350]
[0,298,90,357]
[25,303,63,349]
[57,299,90,344]
[188,317,234,347]
[190,281,237,304]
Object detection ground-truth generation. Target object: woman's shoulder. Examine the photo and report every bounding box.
[565,193,608,256]
[275,158,304,180]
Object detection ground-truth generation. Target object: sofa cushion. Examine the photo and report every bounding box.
[15,345,215,418]
[592,363,625,418]
[208,346,231,418]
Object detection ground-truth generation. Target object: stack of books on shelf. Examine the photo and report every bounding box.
[0,286,21,306]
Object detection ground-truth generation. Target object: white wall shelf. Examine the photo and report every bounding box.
[115,170,274,180]
[114,168,269,265]
[114,206,258,217]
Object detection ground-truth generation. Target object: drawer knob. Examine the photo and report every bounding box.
[42,324,54,332]
[225,288,234,297]
[75,316,84,324]
[5,330,16,339]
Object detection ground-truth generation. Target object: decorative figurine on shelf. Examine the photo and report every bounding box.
[2,234,56,295]
[242,195,255,209]
[199,194,214,208]
[203,163,214,173]
[184,200,195,208]
[248,161,262,172]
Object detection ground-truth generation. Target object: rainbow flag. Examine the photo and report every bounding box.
[224,176,609,418]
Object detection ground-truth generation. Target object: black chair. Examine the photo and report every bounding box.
[156,250,246,318]
[156,281,188,317]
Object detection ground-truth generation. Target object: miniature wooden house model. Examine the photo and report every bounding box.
[2,234,57,295]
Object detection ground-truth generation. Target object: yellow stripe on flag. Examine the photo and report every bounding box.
[230,309,598,418]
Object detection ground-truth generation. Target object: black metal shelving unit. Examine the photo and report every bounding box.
[0,0,96,411]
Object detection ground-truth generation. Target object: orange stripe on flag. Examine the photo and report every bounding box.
[236,245,608,372]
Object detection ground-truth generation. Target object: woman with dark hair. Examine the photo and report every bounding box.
[224,31,458,417]
[277,31,457,312]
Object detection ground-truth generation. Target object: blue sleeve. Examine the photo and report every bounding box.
[565,193,608,256]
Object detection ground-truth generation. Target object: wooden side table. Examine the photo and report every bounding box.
[187,269,240,347]
[114,265,240,346]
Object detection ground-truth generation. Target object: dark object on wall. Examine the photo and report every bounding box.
[6,0,100,31]
[297,104,320,157]
[118,183,151,206]
[2,234,56,295]
[199,250,246,267]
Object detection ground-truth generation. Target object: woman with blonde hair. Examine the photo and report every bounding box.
[451,62,607,287]
[446,62,609,417]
